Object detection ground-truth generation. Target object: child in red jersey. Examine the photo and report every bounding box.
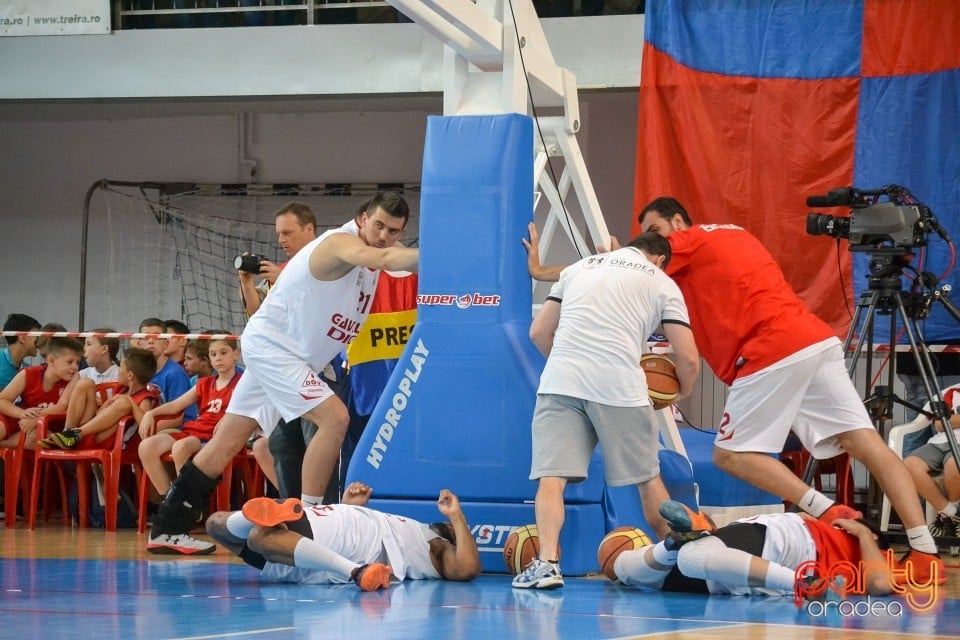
[0,337,83,449]
[138,335,241,496]
[38,347,159,450]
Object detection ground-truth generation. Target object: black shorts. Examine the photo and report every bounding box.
[661,522,768,594]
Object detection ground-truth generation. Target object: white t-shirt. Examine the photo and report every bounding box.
[260,504,441,584]
[537,247,690,407]
[242,220,379,373]
[79,364,119,385]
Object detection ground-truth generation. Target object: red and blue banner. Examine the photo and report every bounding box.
[634,0,960,342]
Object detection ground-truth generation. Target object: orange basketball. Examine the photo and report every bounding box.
[597,526,652,581]
[640,353,680,409]
[503,524,541,575]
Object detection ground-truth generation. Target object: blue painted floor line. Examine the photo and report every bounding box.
[2,558,958,639]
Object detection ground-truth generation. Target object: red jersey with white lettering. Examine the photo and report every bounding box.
[122,383,162,410]
[18,365,69,410]
[181,372,241,440]
[665,225,836,385]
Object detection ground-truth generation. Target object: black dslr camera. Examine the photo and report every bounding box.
[234,254,268,274]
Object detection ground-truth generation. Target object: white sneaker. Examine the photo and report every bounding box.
[512,558,564,590]
[147,532,216,555]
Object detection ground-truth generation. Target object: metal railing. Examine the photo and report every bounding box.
[114,1,400,29]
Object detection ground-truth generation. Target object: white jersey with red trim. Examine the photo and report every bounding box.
[242,220,379,373]
[260,504,441,584]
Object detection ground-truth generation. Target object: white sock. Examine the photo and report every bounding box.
[293,538,360,579]
[225,511,255,539]
[906,525,938,554]
[301,493,323,508]
[799,488,834,518]
[764,562,797,591]
[652,539,679,566]
[614,546,670,588]
[940,502,958,518]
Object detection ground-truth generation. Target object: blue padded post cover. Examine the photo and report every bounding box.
[346,114,604,505]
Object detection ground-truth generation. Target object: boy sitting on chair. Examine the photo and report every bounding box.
[0,337,83,449]
[904,384,960,542]
[39,347,159,450]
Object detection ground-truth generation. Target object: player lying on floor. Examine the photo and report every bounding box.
[610,501,917,599]
[206,483,482,590]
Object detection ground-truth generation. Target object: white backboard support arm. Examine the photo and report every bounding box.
[388,0,611,260]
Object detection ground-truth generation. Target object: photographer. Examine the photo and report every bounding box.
[237,202,316,317]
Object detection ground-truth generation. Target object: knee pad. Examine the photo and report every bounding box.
[676,535,725,580]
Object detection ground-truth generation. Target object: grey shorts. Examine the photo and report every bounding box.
[909,442,959,475]
[529,393,660,486]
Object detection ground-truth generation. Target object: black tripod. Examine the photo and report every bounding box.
[802,249,960,524]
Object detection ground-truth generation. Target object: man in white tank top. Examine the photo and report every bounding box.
[149,192,419,555]
[206,484,482,589]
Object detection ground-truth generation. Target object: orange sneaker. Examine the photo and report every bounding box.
[817,503,863,523]
[351,563,393,591]
[659,500,717,544]
[895,549,946,587]
[241,497,304,527]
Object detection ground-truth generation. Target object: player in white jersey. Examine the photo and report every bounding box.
[149,192,419,554]
[612,500,894,600]
[513,232,702,590]
[206,484,482,590]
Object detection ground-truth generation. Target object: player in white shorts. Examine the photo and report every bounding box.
[205,484,482,589]
[612,501,895,600]
[637,196,943,585]
[149,191,418,555]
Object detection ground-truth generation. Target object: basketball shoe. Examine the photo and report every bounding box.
[817,503,863,523]
[350,563,393,591]
[894,549,946,587]
[39,428,81,450]
[929,513,960,539]
[242,497,304,527]
[512,558,564,590]
[659,500,717,547]
[147,532,216,555]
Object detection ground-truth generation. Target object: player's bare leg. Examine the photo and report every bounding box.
[712,447,814,507]
[299,394,349,505]
[65,378,98,428]
[534,476,566,561]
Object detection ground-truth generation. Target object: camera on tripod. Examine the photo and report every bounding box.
[805,185,941,250]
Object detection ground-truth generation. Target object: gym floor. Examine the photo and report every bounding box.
[3,527,959,639]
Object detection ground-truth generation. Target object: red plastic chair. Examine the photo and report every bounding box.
[29,414,131,531]
[1,431,33,528]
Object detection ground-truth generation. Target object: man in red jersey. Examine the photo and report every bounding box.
[637,196,943,585]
